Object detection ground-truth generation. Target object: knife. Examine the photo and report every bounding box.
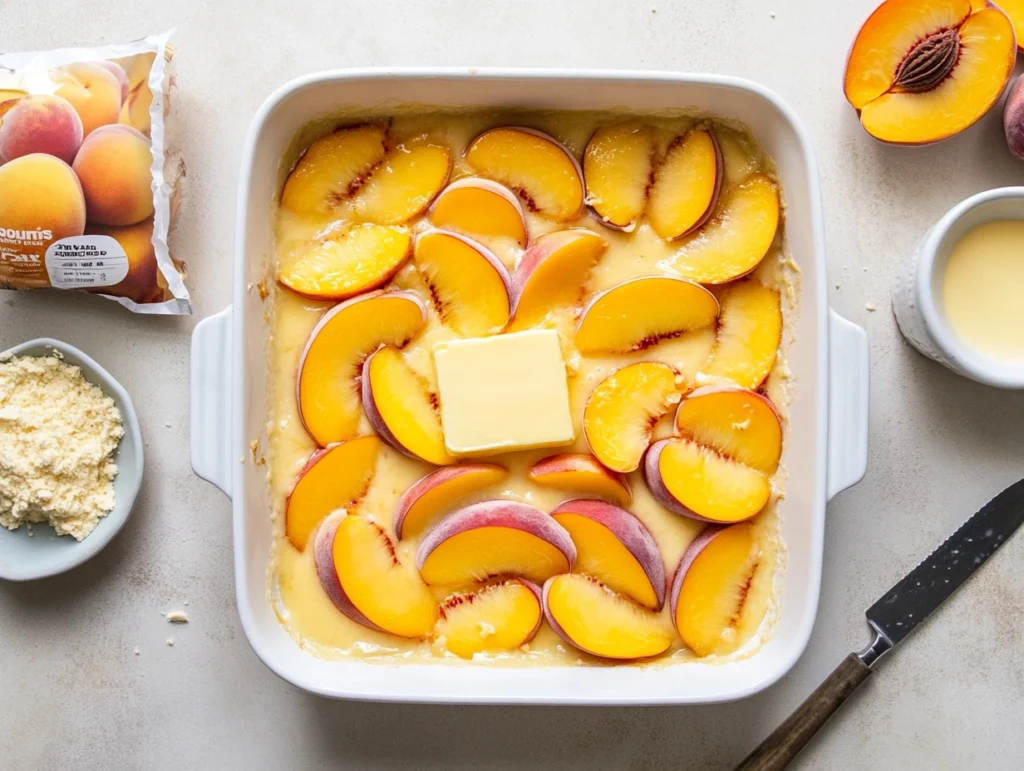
[734,477,1024,771]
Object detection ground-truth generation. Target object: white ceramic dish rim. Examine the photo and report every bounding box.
[191,67,870,705]
[916,186,1024,389]
[0,337,143,582]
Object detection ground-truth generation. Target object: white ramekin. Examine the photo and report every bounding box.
[893,187,1024,389]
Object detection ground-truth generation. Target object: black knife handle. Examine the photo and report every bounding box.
[733,654,872,771]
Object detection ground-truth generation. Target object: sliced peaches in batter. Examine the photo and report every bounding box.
[575,276,719,355]
[647,128,723,240]
[543,574,673,660]
[528,453,632,507]
[583,123,655,231]
[844,0,1016,144]
[675,386,783,474]
[348,140,452,224]
[429,177,528,246]
[394,463,508,540]
[703,280,782,388]
[434,579,543,658]
[465,127,585,221]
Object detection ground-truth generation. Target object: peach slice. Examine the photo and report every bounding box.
[551,499,666,610]
[362,346,453,466]
[703,280,782,389]
[314,513,438,637]
[582,362,681,473]
[285,436,381,551]
[643,439,770,523]
[509,228,608,330]
[583,123,655,231]
[647,129,723,240]
[543,574,673,660]
[663,173,779,284]
[575,276,719,355]
[413,229,512,336]
[465,127,585,221]
[528,453,632,507]
[417,500,576,586]
[348,141,452,225]
[434,579,543,658]
[429,177,528,246]
[394,463,508,540]
[675,386,783,474]
[297,291,427,446]
[277,224,411,300]
[844,1,1016,144]
[670,523,760,656]
[280,123,388,216]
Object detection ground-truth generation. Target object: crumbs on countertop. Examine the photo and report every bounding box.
[166,610,189,623]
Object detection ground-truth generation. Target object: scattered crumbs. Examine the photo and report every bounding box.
[249,439,266,466]
[770,11,776,17]
[835,283,841,290]
[239,455,245,464]
[166,610,189,624]
[477,620,496,639]
[184,600,190,606]
[574,658,584,667]
[166,638,174,647]
[133,646,140,656]
[164,421,171,428]
[246,282,253,293]
[865,303,877,312]
[519,643,531,653]
[256,279,269,301]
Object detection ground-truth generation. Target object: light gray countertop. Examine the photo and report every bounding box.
[3,1,1024,769]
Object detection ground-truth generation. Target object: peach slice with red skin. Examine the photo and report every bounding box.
[583,362,681,473]
[844,0,1016,144]
[434,579,543,658]
[413,229,512,336]
[297,291,427,446]
[314,512,438,637]
[285,435,381,551]
[348,140,452,225]
[675,386,783,474]
[429,177,528,246]
[703,280,782,389]
[670,522,761,656]
[647,129,723,240]
[583,123,656,231]
[417,500,576,586]
[465,127,585,222]
[551,499,666,610]
[277,224,412,300]
[394,463,508,540]
[543,574,674,660]
[575,276,719,355]
[528,453,632,507]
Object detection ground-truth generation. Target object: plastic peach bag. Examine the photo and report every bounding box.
[0,31,188,314]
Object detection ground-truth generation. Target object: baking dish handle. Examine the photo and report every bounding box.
[827,309,869,501]
[191,306,234,498]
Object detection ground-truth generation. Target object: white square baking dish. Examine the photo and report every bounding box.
[191,69,869,705]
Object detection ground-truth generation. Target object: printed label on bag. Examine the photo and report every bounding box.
[45,236,129,289]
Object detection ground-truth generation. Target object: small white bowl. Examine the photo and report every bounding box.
[893,186,1024,389]
[0,338,143,581]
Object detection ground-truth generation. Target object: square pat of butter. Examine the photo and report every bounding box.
[433,329,574,456]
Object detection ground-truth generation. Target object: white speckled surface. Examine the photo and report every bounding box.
[2,1,1024,769]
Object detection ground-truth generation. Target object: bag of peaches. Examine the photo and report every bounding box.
[0,31,189,314]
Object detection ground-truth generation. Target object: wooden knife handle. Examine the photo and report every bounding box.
[733,654,872,771]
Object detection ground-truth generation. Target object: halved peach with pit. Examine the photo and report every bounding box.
[844,0,1016,144]
[675,386,783,474]
[277,224,411,300]
[314,512,438,637]
[703,280,782,388]
[465,127,585,221]
[551,499,666,610]
[670,523,761,656]
[647,128,723,240]
[297,291,427,446]
[429,177,528,246]
[416,500,576,586]
[434,579,542,658]
[348,140,452,225]
[575,276,719,355]
[583,123,655,231]
[583,362,681,473]
[285,435,381,551]
[394,463,508,540]
[413,229,512,336]
[543,574,674,660]
[528,453,632,507]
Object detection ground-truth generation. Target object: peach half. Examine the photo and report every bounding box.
[575,276,719,355]
[416,500,576,586]
[284,435,381,551]
[675,386,783,474]
[528,453,632,508]
[413,229,512,336]
[551,499,666,610]
[429,177,528,246]
[277,224,411,300]
[583,123,655,231]
[670,523,761,656]
[348,140,452,225]
[465,127,585,222]
[703,280,782,389]
[314,512,438,637]
[647,129,723,241]
[297,291,427,446]
[543,574,673,660]
[361,346,453,466]
[582,362,681,473]
[394,463,508,540]
[844,0,1016,144]
[434,579,543,659]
